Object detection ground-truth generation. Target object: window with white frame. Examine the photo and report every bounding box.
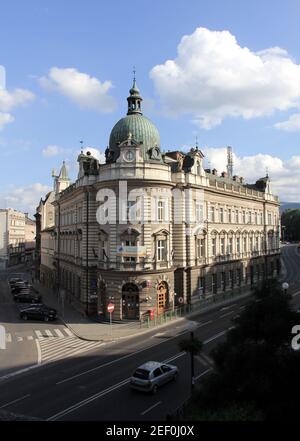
[228,237,233,254]
[228,209,232,223]
[243,236,247,253]
[157,239,166,261]
[242,210,246,223]
[220,237,225,255]
[210,206,215,222]
[211,237,216,256]
[195,203,203,223]
[219,207,224,223]
[235,209,239,223]
[237,237,240,253]
[196,238,205,258]
[157,200,164,222]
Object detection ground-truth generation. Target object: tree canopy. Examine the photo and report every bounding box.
[281,208,300,241]
[187,279,300,421]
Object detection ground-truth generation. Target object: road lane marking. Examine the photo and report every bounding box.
[0,394,31,409]
[64,328,74,337]
[292,291,300,297]
[141,401,162,416]
[35,330,44,340]
[36,339,41,364]
[5,333,11,343]
[45,330,53,338]
[219,311,235,318]
[195,355,208,367]
[203,330,227,344]
[27,336,34,340]
[49,352,185,420]
[54,329,64,338]
[194,368,213,382]
[17,337,23,342]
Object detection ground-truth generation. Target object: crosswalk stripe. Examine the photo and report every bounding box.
[38,337,103,363]
[35,330,44,340]
[195,355,208,367]
[41,339,91,356]
[44,330,53,338]
[42,342,103,362]
[5,333,12,343]
[17,337,23,342]
[54,329,64,338]
[27,336,34,340]
[63,328,74,337]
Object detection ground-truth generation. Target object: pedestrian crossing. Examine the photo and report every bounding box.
[5,327,76,343]
[38,336,104,364]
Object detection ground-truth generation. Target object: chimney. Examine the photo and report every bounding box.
[212,168,218,175]
[221,172,227,178]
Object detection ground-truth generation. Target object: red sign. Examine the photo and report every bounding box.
[107,303,114,313]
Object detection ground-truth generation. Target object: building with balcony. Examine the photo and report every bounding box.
[41,79,280,319]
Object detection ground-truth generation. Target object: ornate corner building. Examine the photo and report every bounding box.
[38,79,281,320]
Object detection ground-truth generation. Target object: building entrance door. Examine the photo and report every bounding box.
[157,281,169,314]
[122,283,139,320]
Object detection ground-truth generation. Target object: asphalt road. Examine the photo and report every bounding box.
[0,245,299,421]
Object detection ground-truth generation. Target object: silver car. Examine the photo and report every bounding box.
[130,361,178,393]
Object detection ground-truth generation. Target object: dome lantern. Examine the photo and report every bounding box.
[127,72,142,115]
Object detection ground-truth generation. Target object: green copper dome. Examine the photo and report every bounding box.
[106,79,161,163]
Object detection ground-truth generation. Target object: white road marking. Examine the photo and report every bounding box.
[194,368,213,382]
[141,401,162,416]
[49,353,184,420]
[36,339,41,365]
[195,355,208,367]
[0,394,31,409]
[54,329,64,338]
[45,330,53,338]
[64,328,74,337]
[27,336,34,340]
[219,311,235,318]
[35,330,44,340]
[17,337,23,342]
[5,333,11,343]
[292,291,300,297]
[203,330,227,344]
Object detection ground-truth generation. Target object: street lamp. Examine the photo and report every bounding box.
[282,282,289,295]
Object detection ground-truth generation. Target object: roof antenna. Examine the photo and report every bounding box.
[266,167,269,178]
[195,136,198,150]
[227,146,233,178]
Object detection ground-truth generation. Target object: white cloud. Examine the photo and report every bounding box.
[0,183,52,216]
[274,113,300,131]
[0,112,14,130]
[150,27,300,128]
[81,147,105,163]
[0,87,34,112]
[201,146,299,201]
[42,144,72,157]
[40,67,116,112]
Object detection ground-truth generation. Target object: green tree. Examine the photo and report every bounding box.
[185,280,300,421]
[281,208,300,241]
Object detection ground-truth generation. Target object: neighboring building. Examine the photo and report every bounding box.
[0,209,26,268]
[24,214,36,263]
[39,79,281,319]
[35,163,70,285]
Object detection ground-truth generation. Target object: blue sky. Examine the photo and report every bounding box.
[0,0,300,213]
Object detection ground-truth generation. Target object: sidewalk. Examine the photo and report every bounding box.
[32,280,253,343]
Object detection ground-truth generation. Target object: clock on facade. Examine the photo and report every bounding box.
[125,150,135,161]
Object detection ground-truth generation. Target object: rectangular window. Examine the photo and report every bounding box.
[243,237,247,253]
[220,237,225,255]
[237,237,240,253]
[228,209,232,223]
[249,237,253,251]
[195,203,203,223]
[198,277,205,296]
[157,239,166,261]
[211,237,216,256]
[197,238,205,258]
[219,207,224,223]
[235,209,239,223]
[212,274,217,294]
[228,237,233,254]
[158,201,164,222]
[210,206,215,222]
[242,211,246,223]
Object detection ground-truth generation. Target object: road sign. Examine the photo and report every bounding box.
[107,303,114,313]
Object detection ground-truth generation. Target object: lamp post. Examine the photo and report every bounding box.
[282,282,289,295]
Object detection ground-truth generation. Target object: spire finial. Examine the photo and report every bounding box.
[195,136,198,150]
[133,65,136,82]
[80,140,84,153]
[266,167,269,178]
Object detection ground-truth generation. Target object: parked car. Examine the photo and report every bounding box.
[19,305,57,321]
[130,361,178,393]
[11,284,32,294]
[9,278,26,287]
[14,292,42,303]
